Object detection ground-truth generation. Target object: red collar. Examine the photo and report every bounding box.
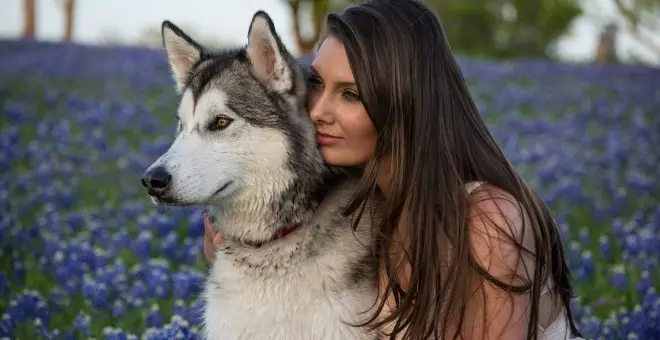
[240,223,302,248]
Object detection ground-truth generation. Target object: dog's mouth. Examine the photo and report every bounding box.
[212,181,233,197]
[150,194,194,207]
[148,180,234,206]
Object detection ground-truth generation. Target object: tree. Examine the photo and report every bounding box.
[285,0,582,60]
[283,0,334,54]
[22,0,36,39]
[612,0,660,61]
[595,23,619,64]
[283,0,363,54]
[63,0,75,42]
[21,0,75,42]
[424,0,583,60]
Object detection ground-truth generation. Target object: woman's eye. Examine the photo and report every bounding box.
[209,116,233,131]
[307,76,323,89]
[342,90,361,101]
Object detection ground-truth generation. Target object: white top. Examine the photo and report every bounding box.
[465,182,584,340]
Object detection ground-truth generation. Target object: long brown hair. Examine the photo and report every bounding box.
[320,1,581,339]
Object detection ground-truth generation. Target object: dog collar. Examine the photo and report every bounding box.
[240,223,302,248]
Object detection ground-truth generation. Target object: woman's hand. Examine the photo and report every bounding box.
[203,213,224,264]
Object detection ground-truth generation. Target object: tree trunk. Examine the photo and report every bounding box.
[595,23,618,64]
[286,0,329,54]
[64,0,75,42]
[22,0,36,39]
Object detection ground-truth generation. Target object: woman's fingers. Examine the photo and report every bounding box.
[204,215,215,241]
[203,212,226,264]
[213,231,224,245]
[203,214,217,263]
[204,237,215,264]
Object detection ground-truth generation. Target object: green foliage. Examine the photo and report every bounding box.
[612,0,660,62]
[300,0,583,59]
[424,0,582,60]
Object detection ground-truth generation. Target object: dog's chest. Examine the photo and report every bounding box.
[202,246,378,339]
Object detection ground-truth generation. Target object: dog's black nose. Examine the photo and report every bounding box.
[141,166,172,195]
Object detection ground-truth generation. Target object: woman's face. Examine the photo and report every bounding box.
[307,36,377,167]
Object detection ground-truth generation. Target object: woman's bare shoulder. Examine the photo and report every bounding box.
[467,183,528,228]
[466,182,536,285]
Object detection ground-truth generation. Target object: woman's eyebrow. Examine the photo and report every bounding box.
[310,65,356,87]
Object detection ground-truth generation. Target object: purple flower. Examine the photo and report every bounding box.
[132,230,153,259]
[146,304,164,328]
[609,265,629,290]
[73,312,91,337]
[599,235,612,259]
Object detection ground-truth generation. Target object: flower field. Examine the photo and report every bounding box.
[0,39,659,339]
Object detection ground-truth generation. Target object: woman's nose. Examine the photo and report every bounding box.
[308,93,333,124]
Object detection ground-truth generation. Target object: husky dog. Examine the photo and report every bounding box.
[141,11,383,340]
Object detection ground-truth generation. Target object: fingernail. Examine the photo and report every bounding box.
[201,208,208,216]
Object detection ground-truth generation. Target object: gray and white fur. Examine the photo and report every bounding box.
[141,11,384,340]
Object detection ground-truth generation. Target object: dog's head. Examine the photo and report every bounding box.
[142,11,323,208]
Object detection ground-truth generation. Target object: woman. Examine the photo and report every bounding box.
[203,0,582,339]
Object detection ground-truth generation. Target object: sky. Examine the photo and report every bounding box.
[0,0,657,65]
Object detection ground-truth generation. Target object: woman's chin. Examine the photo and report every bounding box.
[319,146,340,164]
[319,146,362,167]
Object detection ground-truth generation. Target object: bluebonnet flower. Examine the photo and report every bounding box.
[11,252,26,285]
[172,299,188,319]
[82,276,111,311]
[47,287,67,313]
[187,213,205,238]
[181,237,201,266]
[599,235,612,260]
[0,313,14,338]
[609,264,629,290]
[0,272,8,296]
[160,231,179,261]
[146,304,164,328]
[154,214,177,237]
[579,315,601,338]
[575,250,595,280]
[103,326,131,340]
[73,312,91,337]
[132,230,153,259]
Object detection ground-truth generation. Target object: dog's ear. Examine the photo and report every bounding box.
[162,20,202,93]
[246,11,292,93]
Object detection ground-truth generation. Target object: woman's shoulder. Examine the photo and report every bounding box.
[465,181,527,222]
[464,181,529,223]
[464,181,536,281]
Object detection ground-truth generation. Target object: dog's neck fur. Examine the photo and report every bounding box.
[207,160,343,247]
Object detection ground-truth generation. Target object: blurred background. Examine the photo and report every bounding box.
[1,0,659,66]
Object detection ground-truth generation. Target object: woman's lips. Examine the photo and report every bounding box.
[316,133,343,145]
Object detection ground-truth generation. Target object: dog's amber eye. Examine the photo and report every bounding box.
[217,118,231,129]
[210,116,233,131]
